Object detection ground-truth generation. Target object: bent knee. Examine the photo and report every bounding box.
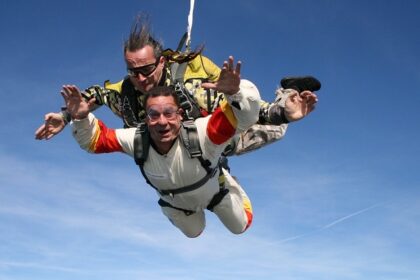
[183,229,204,238]
[227,219,253,235]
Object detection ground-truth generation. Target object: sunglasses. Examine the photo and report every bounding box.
[127,56,161,77]
[146,106,179,123]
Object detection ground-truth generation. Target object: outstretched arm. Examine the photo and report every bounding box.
[198,56,260,153]
[62,84,136,156]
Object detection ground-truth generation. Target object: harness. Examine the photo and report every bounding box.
[170,62,204,120]
[133,120,229,215]
[167,33,219,119]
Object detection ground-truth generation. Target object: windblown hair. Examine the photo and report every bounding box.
[124,13,163,57]
[144,86,180,107]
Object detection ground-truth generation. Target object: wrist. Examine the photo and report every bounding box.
[71,113,89,120]
[281,109,290,123]
[60,107,71,124]
[61,106,89,120]
[267,104,290,125]
[226,90,242,102]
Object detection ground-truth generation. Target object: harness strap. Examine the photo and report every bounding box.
[133,123,149,166]
[175,81,202,120]
[173,62,188,84]
[155,166,218,197]
[120,78,142,127]
[176,32,188,52]
[137,156,217,197]
[158,199,195,216]
[134,123,154,187]
[157,186,229,216]
[180,120,204,158]
[206,188,229,212]
[170,62,202,120]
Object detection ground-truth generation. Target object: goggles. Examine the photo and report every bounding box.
[146,106,179,123]
[127,57,161,77]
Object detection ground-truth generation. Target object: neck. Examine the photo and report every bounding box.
[152,139,176,155]
[157,66,166,86]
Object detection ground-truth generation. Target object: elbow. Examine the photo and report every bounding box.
[237,79,261,130]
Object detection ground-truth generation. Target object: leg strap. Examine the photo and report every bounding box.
[206,188,229,212]
[157,187,230,216]
[158,199,195,216]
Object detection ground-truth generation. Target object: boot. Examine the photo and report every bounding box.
[280,76,321,93]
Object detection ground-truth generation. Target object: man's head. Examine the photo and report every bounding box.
[144,86,182,154]
[124,14,166,92]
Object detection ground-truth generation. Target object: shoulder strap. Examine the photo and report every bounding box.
[170,62,201,119]
[133,123,149,166]
[134,123,155,188]
[170,62,188,84]
[180,119,201,158]
[179,120,213,174]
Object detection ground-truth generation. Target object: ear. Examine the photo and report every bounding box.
[178,108,184,121]
[159,56,166,64]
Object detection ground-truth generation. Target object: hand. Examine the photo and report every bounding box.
[202,56,241,95]
[284,90,318,122]
[61,85,95,120]
[34,112,66,140]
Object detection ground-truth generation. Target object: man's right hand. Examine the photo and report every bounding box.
[61,85,95,120]
[34,112,66,140]
[284,91,318,122]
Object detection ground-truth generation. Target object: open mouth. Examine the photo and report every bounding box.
[158,129,170,136]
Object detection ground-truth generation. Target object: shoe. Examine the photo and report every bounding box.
[280,76,321,92]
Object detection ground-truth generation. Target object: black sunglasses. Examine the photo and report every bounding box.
[127,56,161,77]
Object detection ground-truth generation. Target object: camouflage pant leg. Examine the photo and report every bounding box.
[229,123,288,156]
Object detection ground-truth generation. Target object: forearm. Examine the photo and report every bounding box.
[258,88,295,125]
[223,79,261,131]
[71,114,102,153]
[206,79,261,145]
[71,113,134,155]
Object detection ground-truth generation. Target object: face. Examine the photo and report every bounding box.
[145,95,182,154]
[125,45,165,92]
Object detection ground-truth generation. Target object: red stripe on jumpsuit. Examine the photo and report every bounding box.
[93,120,124,153]
[244,206,253,231]
[206,107,236,144]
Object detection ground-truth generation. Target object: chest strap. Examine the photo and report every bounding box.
[152,166,218,197]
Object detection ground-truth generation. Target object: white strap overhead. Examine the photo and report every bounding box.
[186,0,195,51]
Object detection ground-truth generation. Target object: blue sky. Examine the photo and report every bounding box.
[1,0,419,279]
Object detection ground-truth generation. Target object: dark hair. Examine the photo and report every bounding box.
[124,13,163,57]
[144,86,180,108]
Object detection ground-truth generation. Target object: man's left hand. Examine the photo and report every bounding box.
[202,56,241,95]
